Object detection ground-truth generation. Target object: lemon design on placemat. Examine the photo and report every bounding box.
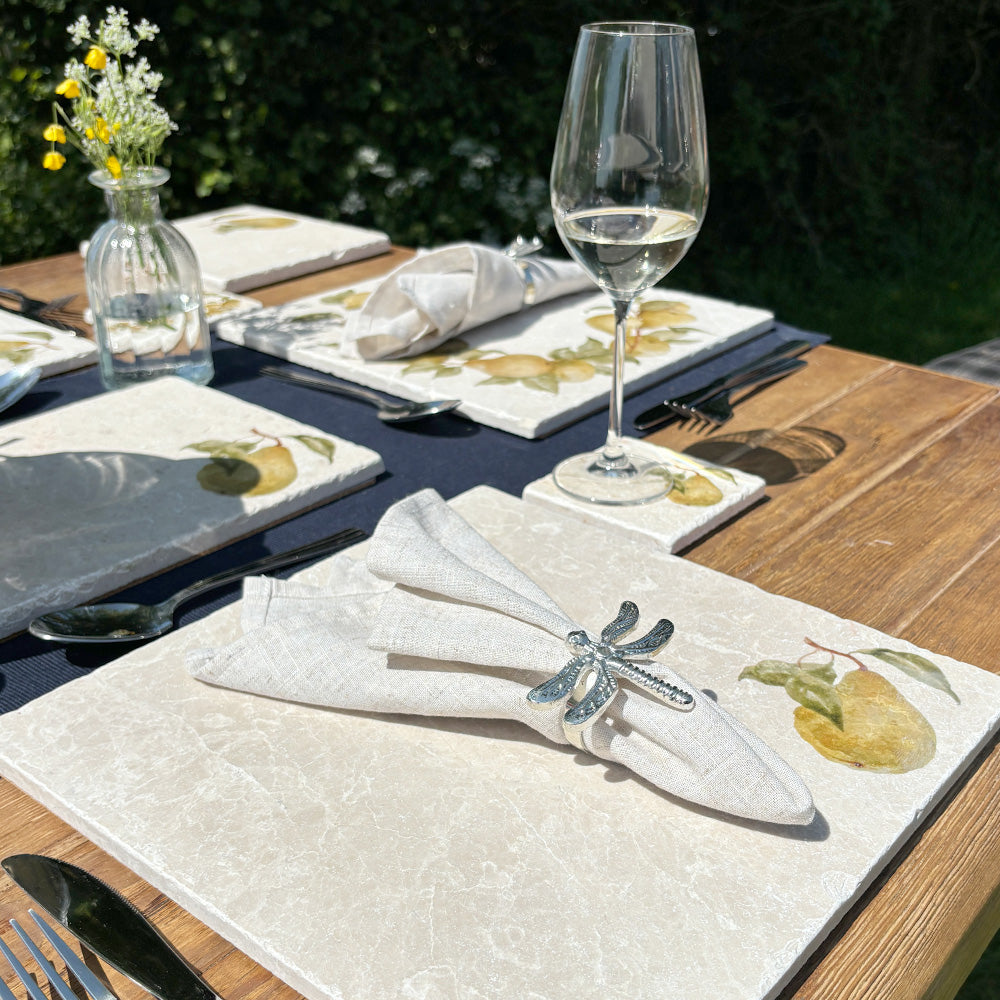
[740,640,958,772]
[586,298,700,356]
[185,429,336,496]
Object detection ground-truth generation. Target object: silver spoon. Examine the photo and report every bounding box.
[0,366,40,416]
[260,365,462,423]
[28,526,367,644]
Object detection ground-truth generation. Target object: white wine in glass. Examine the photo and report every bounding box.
[550,22,708,504]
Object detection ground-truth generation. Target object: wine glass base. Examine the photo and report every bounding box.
[552,447,673,506]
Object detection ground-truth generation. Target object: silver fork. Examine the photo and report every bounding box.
[0,910,115,1000]
[670,356,807,430]
[0,288,84,336]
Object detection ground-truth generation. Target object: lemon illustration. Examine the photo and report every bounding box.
[793,669,936,773]
[466,354,554,378]
[553,359,596,382]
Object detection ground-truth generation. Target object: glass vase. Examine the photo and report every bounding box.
[85,166,214,390]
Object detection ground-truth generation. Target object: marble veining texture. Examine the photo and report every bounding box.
[522,437,766,551]
[214,283,774,439]
[0,377,383,638]
[1,487,998,1000]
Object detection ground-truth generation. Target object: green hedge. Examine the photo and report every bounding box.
[1,0,997,358]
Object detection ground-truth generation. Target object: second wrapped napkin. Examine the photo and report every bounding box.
[189,489,814,826]
[340,242,592,360]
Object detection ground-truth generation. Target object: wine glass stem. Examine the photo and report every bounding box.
[601,295,633,469]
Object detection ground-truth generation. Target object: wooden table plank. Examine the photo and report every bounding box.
[654,349,997,582]
[737,399,1000,637]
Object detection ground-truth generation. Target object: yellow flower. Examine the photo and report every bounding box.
[105,155,122,178]
[84,47,107,70]
[43,151,66,170]
[94,117,111,143]
[55,79,80,98]
[85,127,95,139]
[112,122,122,133]
[43,124,66,143]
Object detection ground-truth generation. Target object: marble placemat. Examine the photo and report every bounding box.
[0,310,96,376]
[214,276,774,438]
[523,437,766,551]
[0,486,997,1000]
[0,377,383,638]
[173,205,391,292]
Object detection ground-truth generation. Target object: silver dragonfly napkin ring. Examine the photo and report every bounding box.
[526,601,694,749]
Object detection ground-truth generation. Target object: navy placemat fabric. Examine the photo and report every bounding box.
[0,323,826,713]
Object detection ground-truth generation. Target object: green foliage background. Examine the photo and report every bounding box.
[1,0,998,364]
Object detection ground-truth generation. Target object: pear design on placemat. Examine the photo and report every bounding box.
[740,639,959,773]
[185,428,335,496]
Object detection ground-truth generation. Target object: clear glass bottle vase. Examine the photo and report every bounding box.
[85,166,214,390]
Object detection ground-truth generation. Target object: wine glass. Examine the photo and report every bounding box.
[550,22,708,504]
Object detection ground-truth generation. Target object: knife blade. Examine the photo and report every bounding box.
[2,855,222,1000]
[633,337,812,432]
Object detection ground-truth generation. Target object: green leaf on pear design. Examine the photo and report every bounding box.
[785,672,844,729]
[738,660,798,686]
[292,434,336,463]
[856,648,960,703]
[185,439,257,459]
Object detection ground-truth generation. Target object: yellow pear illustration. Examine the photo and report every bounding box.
[188,429,315,497]
[196,444,297,496]
[793,669,936,773]
[668,473,723,506]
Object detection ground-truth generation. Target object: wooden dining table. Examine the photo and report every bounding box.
[0,250,997,1000]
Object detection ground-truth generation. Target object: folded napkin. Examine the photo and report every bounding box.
[340,242,592,360]
[189,490,814,826]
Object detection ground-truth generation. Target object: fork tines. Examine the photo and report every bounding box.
[0,911,114,1000]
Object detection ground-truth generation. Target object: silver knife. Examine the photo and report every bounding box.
[2,855,222,1000]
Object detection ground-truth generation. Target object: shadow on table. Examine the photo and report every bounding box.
[685,426,846,485]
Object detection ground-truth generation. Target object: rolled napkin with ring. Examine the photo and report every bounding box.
[340,238,593,360]
[188,489,814,826]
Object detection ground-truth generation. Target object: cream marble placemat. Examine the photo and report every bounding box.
[0,377,383,638]
[0,310,96,376]
[523,436,766,551]
[174,205,391,293]
[0,486,997,1000]
[214,279,774,438]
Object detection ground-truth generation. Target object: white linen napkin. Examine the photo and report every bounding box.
[340,242,592,360]
[188,490,814,826]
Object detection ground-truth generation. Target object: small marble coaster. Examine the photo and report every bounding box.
[173,205,391,292]
[0,310,96,376]
[523,437,765,551]
[0,377,384,638]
